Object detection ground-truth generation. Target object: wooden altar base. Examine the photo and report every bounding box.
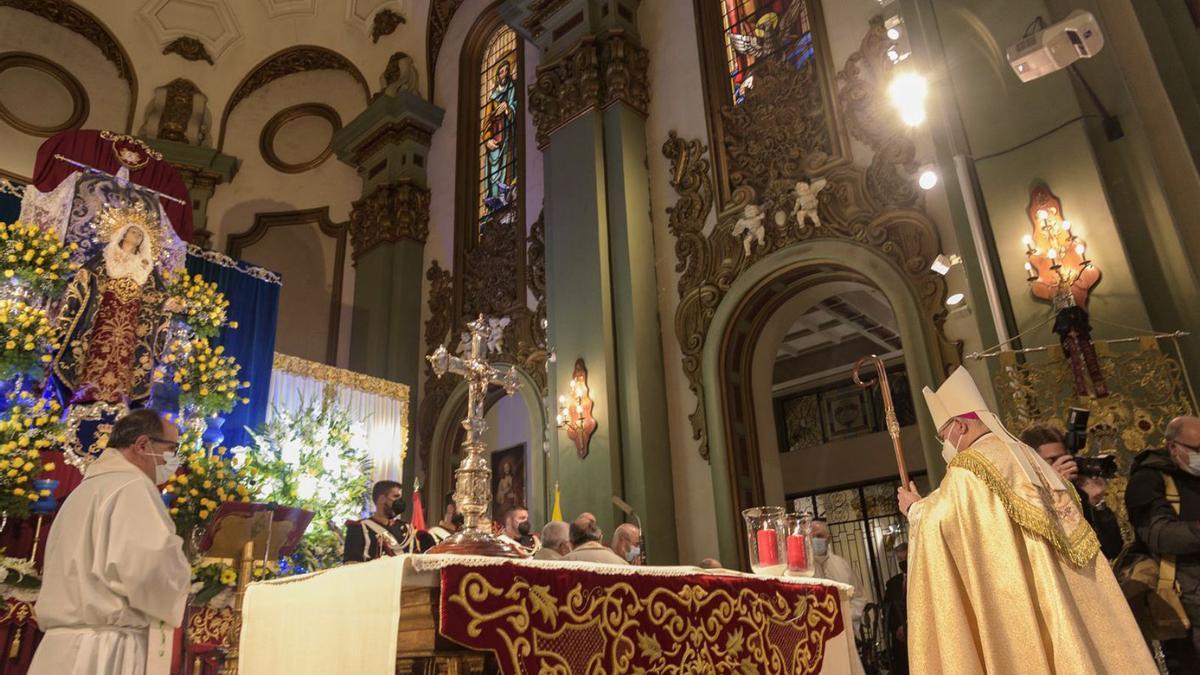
[396,587,497,675]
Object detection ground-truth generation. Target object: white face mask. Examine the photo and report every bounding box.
[941,423,966,463]
[148,451,180,484]
[1184,451,1200,477]
[812,537,829,557]
[625,545,641,562]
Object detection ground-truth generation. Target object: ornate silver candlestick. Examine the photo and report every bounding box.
[426,315,524,557]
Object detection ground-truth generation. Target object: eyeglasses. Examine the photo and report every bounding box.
[148,436,181,452]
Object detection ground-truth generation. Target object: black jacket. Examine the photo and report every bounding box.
[1074,483,1124,560]
[1125,448,1200,622]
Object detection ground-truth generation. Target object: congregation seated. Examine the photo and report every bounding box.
[534,521,571,560]
[344,480,434,562]
[561,515,628,565]
[612,523,642,565]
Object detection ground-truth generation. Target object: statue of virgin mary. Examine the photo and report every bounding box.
[52,203,175,404]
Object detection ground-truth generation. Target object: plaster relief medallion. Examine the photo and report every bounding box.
[0,52,88,137]
[259,103,341,173]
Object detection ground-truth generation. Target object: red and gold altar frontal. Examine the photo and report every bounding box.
[237,554,858,675]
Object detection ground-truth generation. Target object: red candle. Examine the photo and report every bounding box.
[756,529,779,566]
[787,534,807,569]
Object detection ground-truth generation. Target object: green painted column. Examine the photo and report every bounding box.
[510,0,678,562]
[332,92,445,488]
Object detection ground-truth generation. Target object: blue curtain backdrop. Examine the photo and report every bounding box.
[1,181,24,223]
[185,250,281,448]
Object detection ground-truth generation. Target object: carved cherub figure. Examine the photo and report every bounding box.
[732,204,767,257]
[793,178,828,229]
[486,316,511,354]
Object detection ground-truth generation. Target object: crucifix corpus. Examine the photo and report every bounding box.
[852,354,910,487]
[426,314,525,558]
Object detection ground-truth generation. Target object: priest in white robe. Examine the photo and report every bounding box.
[899,367,1154,674]
[31,409,191,675]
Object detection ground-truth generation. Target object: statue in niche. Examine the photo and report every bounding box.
[482,58,518,213]
[138,79,212,147]
[732,203,767,257]
[793,178,828,229]
[53,203,179,405]
[380,51,420,96]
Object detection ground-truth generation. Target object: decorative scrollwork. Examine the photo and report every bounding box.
[440,566,845,674]
[370,8,405,44]
[426,0,466,100]
[348,180,431,260]
[662,16,961,461]
[529,30,648,148]
[163,36,214,65]
[720,58,834,194]
[418,260,455,472]
[528,210,546,349]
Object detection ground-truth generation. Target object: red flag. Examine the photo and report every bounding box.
[410,490,426,531]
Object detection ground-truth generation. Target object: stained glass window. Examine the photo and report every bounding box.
[721,0,816,104]
[477,25,520,225]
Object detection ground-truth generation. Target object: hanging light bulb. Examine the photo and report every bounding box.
[1037,209,1048,221]
[1047,248,1058,260]
[1075,242,1086,256]
[1062,219,1072,231]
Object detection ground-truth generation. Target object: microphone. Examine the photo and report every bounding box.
[612,496,645,563]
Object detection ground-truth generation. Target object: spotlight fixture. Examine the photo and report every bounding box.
[917,165,938,190]
[930,253,962,276]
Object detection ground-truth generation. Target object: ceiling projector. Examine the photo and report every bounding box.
[1007,10,1104,82]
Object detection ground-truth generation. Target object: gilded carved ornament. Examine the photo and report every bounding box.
[348,180,431,260]
[528,29,648,148]
[663,16,960,461]
[418,211,548,475]
[163,36,214,65]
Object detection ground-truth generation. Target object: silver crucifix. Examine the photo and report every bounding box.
[426,314,524,557]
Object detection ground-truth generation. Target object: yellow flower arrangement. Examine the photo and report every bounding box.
[0,299,59,381]
[166,337,250,418]
[163,440,256,537]
[165,272,230,340]
[0,396,63,519]
[0,221,78,298]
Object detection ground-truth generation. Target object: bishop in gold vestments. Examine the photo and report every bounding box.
[902,367,1154,674]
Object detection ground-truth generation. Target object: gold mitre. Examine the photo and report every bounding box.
[94,202,161,255]
[922,366,989,430]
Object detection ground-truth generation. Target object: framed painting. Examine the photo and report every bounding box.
[490,443,526,520]
[821,385,874,441]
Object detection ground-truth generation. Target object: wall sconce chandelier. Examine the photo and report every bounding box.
[1021,184,1100,311]
[556,358,596,459]
[1020,183,1107,398]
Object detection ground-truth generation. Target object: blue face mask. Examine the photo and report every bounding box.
[625,545,641,562]
[812,537,829,557]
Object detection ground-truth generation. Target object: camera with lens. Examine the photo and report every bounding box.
[1064,407,1118,478]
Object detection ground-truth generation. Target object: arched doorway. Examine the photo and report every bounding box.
[703,239,952,568]
[427,365,548,525]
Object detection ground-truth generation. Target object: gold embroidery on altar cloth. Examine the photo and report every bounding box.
[447,572,842,674]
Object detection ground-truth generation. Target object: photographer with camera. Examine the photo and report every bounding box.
[1124,416,1200,672]
[1021,411,1124,560]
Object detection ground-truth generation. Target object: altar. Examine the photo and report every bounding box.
[239,554,857,675]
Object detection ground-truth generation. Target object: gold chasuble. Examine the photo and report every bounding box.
[908,368,1154,674]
